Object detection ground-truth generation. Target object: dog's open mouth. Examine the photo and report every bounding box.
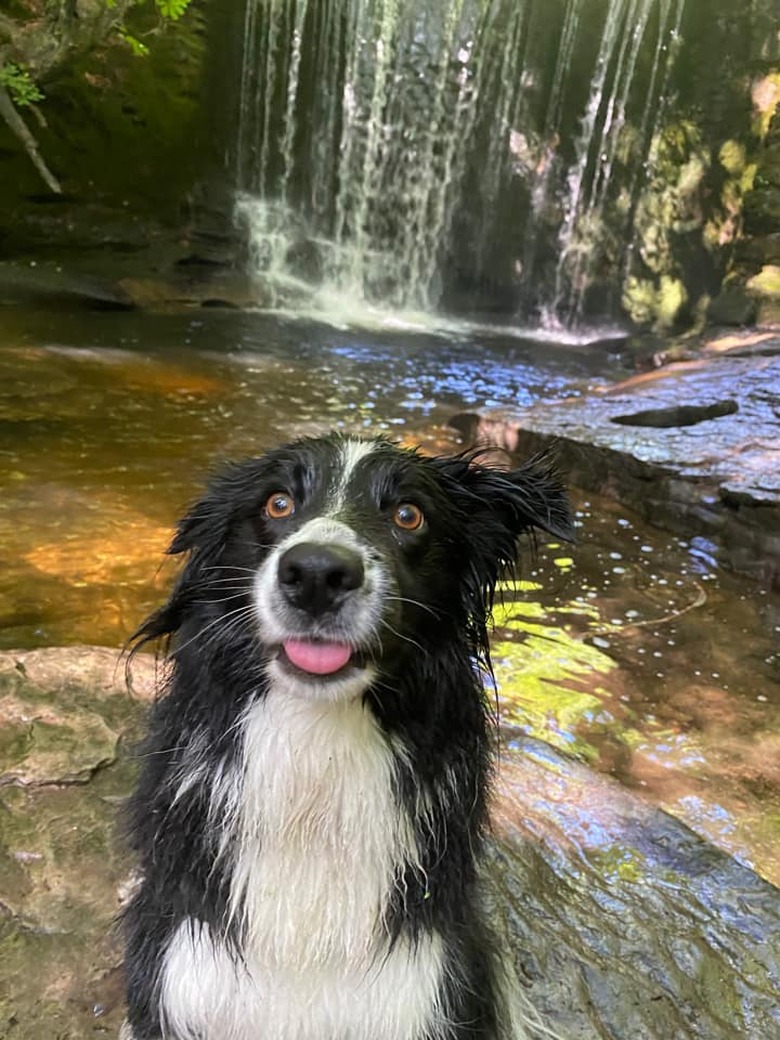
[280,639,355,677]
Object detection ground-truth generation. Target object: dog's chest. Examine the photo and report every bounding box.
[230,688,414,967]
[160,690,446,1039]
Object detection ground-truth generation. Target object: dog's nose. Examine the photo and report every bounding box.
[278,542,365,615]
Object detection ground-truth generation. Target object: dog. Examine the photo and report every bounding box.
[121,433,573,1040]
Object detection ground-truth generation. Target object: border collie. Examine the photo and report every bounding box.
[121,433,572,1040]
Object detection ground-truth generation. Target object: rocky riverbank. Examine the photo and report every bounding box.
[451,329,780,588]
[1,646,778,1039]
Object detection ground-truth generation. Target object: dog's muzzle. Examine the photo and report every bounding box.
[278,542,365,617]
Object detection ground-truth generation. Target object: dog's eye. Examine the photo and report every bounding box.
[393,503,424,531]
[264,492,295,519]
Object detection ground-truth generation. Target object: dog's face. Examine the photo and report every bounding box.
[143,435,572,702]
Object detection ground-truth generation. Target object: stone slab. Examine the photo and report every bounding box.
[450,342,780,586]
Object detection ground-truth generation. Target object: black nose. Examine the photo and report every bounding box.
[277,542,365,616]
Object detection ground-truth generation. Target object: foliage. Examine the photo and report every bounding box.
[116,1,192,58]
[119,30,150,58]
[0,0,197,193]
[154,0,191,18]
[0,63,43,107]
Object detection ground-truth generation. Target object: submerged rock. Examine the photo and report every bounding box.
[493,740,780,1038]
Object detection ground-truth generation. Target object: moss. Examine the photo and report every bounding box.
[622,275,658,325]
[747,264,780,297]
[0,3,209,229]
[719,139,746,176]
[590,844,647,884]
[621,273,687,329]
[656,275,688,327]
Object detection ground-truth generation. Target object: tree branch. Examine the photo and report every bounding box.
[0,83,61,193]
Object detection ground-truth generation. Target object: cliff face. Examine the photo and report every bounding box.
[0,1,778,331]
[0,1,212,259]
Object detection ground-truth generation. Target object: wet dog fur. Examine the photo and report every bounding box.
[121,433,572,1040]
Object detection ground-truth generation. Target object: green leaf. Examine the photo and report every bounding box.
[0,64,44,107]
[155,0,191,19]
[119,31,150,58]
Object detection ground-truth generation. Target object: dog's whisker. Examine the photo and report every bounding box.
[195,591,252,606]
[385,594,441,619]
[169,606,256,658]
[380,618,426,655]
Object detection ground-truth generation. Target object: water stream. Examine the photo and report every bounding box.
[1,306,777,887]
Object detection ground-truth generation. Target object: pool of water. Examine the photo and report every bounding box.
[1,305,778,885]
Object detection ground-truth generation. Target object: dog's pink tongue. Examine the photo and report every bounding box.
[283,639,352,675]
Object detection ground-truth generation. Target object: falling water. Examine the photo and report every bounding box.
[234,0,687,325]
[550,0,687,322]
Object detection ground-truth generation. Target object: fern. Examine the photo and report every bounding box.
[119,30,150,57]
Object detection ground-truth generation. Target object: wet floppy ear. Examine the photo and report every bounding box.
[168,487,232,557]
[167,461,252,558]
[463,453,575,545]
[130,463,250,648]
[428,452,574,613]
[430,451,574,545]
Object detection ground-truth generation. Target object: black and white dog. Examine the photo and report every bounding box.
[122,433,572,1040]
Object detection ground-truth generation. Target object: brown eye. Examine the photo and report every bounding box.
[264,492,295,519]
[393,503,424,531]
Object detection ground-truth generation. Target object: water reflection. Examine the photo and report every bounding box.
[0,310,777,885]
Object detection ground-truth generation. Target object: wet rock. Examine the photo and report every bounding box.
[0,691,118,786]
[450,345,780,586]
[0,648,155,786]
[0,647,156,1039]
[0,646,778,1038]
[0,646,156,705]
[492,739,780,1039]
[610,399,739,428]
[0,261,135,311]
[707,286,758,326]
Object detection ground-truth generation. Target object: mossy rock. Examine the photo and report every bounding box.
[747,264,780,298]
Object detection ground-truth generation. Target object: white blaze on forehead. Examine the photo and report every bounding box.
[332,438,379,511]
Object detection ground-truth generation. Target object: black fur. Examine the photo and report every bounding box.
[122,433,573,1040]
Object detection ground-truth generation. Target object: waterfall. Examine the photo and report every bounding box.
[550,0,686,323]
[234,0,687,325]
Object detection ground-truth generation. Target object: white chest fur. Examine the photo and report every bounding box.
[159,689,446,1040]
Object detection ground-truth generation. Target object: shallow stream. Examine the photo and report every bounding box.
[1,305,778,888]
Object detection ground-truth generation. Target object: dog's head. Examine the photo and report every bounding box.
[136,434,573,701]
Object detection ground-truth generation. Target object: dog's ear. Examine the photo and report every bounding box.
[464,453,574,543]
[129,465,249,650]
[429,451,574,544]
[426,451,574,622]
[168,488,230,558]
[167,461,251,558]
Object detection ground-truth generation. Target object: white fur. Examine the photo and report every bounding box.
[252,514,393,704]
[333,438,379,511]
[158,687,446,1040]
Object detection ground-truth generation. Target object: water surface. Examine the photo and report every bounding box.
[1,306,777,885]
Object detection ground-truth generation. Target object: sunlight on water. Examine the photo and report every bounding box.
[0,315,778,884]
